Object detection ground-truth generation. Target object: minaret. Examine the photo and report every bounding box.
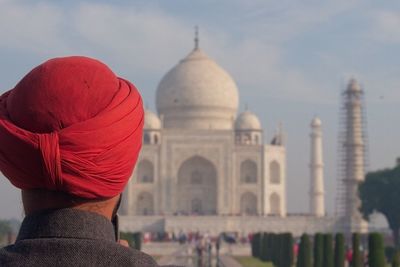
[336,78,368,233]
[309,117,325,217]
[194,26,199,50]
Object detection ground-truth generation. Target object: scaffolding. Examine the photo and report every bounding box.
[334,79,369,220]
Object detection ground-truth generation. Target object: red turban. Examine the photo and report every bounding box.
[0,56,144,199]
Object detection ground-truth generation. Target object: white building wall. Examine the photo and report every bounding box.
[157,129,234,215]
[124,142,161,215]
[264,145,286,217]
[234,145,263,215]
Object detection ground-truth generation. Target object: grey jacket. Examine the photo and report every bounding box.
[0,209,173,267]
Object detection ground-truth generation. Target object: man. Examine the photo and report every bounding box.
[0,56,177,266]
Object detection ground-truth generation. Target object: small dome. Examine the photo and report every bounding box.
[235,111,262,130]
[156,48,239,129]
[311,117,321,127]
[144,109,161,129]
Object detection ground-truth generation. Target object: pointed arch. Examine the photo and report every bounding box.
[143,133,150,144]
[240,192,257,215]
[177,156,217,215]
[136,192,154,215]
[137,159,154,183]
[270,160,281,184]
[240,160,257,183]
[270,193,281,215]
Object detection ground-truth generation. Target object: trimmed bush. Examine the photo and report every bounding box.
[120,232,142,250]
[323,233,334,267]
[297,233,312,267]
[313,233,323,267]
[334,233,345,267]
[251,232,262,258]
[368,232,385,267]
[281,233,294,267]
[266,233,273,262]
[351,233,362,267]
[271,233,280,266]
[385,246,397,262]
[133,232,142,250]
[260,232,269,262]
[392,250,400,267]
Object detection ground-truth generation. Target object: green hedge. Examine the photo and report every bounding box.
[334,233,345,267]
[297,233,311,267]
[313,233,323,267]
[120,232,142,250]
[323,233,333,267]
[280,233,294,267]
[351,233,362,267]
[252,233,262,258]
[392,250,400,267]
[368,232,385,267]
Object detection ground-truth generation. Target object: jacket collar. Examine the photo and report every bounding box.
[17,208,116,242]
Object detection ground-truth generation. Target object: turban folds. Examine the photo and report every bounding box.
[0,56,144,199]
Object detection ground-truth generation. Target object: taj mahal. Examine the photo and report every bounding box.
[120,33,371,237]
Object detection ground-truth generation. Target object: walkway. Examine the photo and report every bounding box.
[157,244,243,267]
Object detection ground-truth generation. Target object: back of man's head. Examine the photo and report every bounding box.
[0,56,144,215]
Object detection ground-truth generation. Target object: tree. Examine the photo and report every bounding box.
[334,233,345,267]
[313,233,323,267]
[359,161,400,247]
[351,233,363,267]
[297,234,312,267]
[323,233,334,267]
[368,232,385,267]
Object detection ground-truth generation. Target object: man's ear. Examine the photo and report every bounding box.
[112,194,122,218]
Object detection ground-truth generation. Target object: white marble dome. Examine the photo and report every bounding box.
[156,48,239,129]
[235,110,262,130]
[144,109,161,129]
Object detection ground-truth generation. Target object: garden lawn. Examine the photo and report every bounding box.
[234,256,274,267]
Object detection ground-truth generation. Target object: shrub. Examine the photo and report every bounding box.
[313,233,323,267]
[251,232,262,258]
[281,233,294,267]
[351,233,363,267]
[323,233,334,267]
[392,250,400,267]
[120,232,142,250]
[297,233,312,267]
[260,233,269,262]
[368,232,385,267]
[334,233,345,267]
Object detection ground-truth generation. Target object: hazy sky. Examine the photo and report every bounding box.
[0,0,399,219]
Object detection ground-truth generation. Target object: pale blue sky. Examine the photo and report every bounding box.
[0,0,399,219]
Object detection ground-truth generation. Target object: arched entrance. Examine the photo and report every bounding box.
[137,159,154,183]
[270,161,281,184]
[177,156,217,215]
[240,160,257,183]
[136,192,154,215]
[270,192,281,215]
[240,192,257,215]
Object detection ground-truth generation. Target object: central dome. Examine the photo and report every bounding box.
[156,48,239,129]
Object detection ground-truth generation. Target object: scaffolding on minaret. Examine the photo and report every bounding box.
[334,78,369,234]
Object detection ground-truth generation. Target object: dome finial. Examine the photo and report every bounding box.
[194,26,199,50]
